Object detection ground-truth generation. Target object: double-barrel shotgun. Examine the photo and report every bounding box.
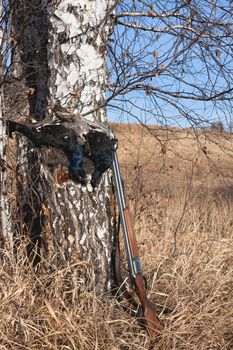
[112,150,160,337]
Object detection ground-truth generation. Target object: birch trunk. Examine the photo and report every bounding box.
[0,1,13,248]
[0,1,5,247]
[5,0,116,292]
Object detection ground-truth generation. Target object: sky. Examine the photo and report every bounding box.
[107,0,233,129]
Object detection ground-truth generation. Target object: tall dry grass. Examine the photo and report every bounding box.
[1,123,233,349]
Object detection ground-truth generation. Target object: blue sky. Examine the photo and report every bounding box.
[107,0,233,129]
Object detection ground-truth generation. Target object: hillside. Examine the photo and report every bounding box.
[1,123,233,350]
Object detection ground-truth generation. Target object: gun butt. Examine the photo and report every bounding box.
[144,301,161,337]
[135,274,161,337]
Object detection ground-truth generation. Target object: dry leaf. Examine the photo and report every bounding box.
[153,51,158,59]
[147,10,153,16]
[10,35,17,42]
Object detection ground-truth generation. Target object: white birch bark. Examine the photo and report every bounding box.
[0,2,13,247]
[44,0,116,291]
[7,0,116,292]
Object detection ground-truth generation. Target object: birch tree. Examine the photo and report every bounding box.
[0,0,13,248]
[2,0,117,292]
[0,0,5,248]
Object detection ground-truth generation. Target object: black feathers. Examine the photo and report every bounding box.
[86,131,116,187]
[8,121,78,150]
[66,144,86,184]
[7,114,117,188]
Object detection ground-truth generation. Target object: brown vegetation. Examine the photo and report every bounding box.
[1,123,233,349]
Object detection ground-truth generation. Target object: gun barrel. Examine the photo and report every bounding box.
[112,152,136,277]
[112,152,126,208]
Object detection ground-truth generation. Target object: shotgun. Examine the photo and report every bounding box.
[112,151,160,337]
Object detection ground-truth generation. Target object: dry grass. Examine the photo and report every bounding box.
[1,123,233,349]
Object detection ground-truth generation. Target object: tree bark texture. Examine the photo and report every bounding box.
[0,1,6,247]
[0,1,14,247]
[5,0,116,292]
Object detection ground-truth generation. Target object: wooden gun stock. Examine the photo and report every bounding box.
[124,207,160,336]
[124,207,139,256]
[134,274,160,336]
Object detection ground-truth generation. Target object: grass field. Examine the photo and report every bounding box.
[1,123,233,349]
